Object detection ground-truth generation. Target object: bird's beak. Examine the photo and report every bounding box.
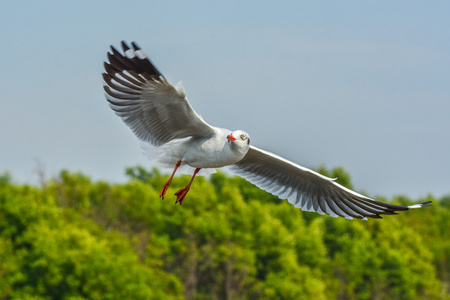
[227,134,236,142]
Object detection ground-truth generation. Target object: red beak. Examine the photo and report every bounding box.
[227,134,236,142]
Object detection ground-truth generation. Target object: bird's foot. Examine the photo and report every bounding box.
[174,186,191,205]
[160,180,172,199]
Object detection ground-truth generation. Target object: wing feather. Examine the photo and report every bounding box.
[103,41,215,146]
[230,146,431,219]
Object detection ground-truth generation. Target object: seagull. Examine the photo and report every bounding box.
[102,41,431,220]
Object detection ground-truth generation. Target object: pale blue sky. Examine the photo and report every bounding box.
[1,1,449,198]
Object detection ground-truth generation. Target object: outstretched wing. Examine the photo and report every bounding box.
[230,146,431,220]
[103,41,215,146]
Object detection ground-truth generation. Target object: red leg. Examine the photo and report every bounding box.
[160,160,182,199]
[174,168,201,205]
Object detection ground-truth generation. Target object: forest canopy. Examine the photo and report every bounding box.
[0,167,449,299]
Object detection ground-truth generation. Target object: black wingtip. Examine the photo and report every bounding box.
[104,41,164,79]
[106,52,113,63]
[121,40,130,52]
[419,200,433,208]
[370,214,383,219]
[103,61,117,73]
[110,45,123,58]
[110,45,121,55]
[131,41,141,51]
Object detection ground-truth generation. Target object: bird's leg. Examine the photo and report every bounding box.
[160,160,182,199]
[175,168,201,205]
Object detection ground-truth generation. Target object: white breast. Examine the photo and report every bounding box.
[183,133,245,168]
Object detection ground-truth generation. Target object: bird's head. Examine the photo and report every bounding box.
[227,130,251,152]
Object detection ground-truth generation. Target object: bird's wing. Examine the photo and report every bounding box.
[230,146,431,220]
[103,41,215,146]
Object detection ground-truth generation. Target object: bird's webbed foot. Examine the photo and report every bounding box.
[174,186,191,205]
[160,180,172,199]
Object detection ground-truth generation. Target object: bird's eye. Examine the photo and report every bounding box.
[240,134,246,140]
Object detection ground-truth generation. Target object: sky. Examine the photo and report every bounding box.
[1,1,449,199]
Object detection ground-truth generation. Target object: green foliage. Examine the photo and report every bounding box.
[0,177,183,299]
[0,167,448,299]
[0,171,12,186]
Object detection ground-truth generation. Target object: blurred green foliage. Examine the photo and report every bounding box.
[0,168,448,299]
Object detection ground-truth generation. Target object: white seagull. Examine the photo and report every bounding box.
[103,41,431,220]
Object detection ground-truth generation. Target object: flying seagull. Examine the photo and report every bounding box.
[102,41,431,220]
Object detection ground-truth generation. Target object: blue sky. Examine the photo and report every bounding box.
[1,1,449,199]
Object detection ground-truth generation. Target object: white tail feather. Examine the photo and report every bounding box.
[140,141,216,176]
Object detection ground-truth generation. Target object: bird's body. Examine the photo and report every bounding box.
[103,41,431,219]
[157,128,250,169]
